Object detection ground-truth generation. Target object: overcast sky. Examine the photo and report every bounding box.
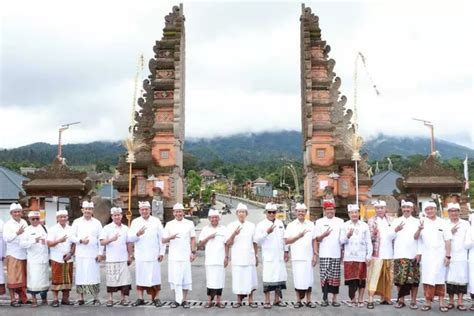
[1,0,472,149]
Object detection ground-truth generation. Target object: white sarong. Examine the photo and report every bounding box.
[27,262,49,292]
[231,265,257,295]
[168,260,192,304]
[75,257,100,285]
[205,265,225,289]
[135,260,161,287]
[447,260,468,285]
[105,261,132,287]
[292,260,313,290]
[263,260,287,283]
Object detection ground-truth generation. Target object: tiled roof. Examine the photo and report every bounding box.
[0,166,26,200]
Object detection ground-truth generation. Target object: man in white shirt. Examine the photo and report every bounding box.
[445,202,469,311]
[0,217,5,296]
[3,202,28,306]
[254,203,288,309]
[392,200,421,309]
[465,219,474,311]
[414,201,452,312]
[100,207,133,307]
[47,209,74,307]
[314,200,343,307]
[284,203,317,309]
[163,203,197,308]
[367,200,395,308]
[70,201,103,305]
[198,208,228,308]
[20,211,49,307]
[128,201,165,307]
[340,204,372,307]
[226,203,258,308]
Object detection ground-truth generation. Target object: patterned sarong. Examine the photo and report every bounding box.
[319,257,341,287]
[344,261,367,283]
[423,284,445,301]
[367,258,392,301]
[6,256,27,289]
[394,258,420,286]
[51,260,73,291]
[76,284,100,296]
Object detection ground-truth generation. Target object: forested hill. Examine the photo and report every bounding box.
[0,132,472,167]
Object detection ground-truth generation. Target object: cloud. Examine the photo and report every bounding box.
[1,0,472,149]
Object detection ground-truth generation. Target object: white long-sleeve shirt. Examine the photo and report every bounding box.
[226,220,256,266]
[47,223,73,263]
[3,218,28,260]
[448,219,469,262]
[254,218,288,262]
[163,218,196,262]
[128,216,165,261]
[0,219,5,259]
[20,225,49,264]
[314,216,344,258]
[284,219,315,261]
[340,220,372,262]
[392,215,421,259]
[70,216,103,258]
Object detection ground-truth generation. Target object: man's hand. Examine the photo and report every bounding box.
[127,255,134,266]
[81,237,90,245]
[418,220,424,231]
[95,255,103,263]
[63,253,72,262]
[312,254,317,266]
[451,224,459,235]
[284,252,289,263]
[233,226,242,236]
[346,228,354,239]
[395,222,405,233]
[298,229,309,238]
[321,227,332,238]
[206,233,217,241]
[415,254,421,264]
[58,235,68,243]
[168,233,179,241]
[110,233,120,242]
[444,257,450,267]
[136,226,147,237]
[266,224,276,234]
[224,257,229,268]
[158,255,163,262]
[16,226,25,235]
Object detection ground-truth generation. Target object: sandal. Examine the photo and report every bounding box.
[61,300,74,305]
[367,302,375,309]
[469,304,474,311]
[106,301,113,307]
[381,300,393,305]
[409,303,418,310]
[294,301,303,309]
[120,299,130,306]
[394,301,406,309]
[447,303,455,310]
[182,301,190,309]
[153,299,163,307]
[264,303,271,309]
[306,302,316,308]
[358,302,365,308]
[204,302,213,308]
[440,306,449,312]
[320,300,329,307]
[77,300,85,306]
[232,302,241,308]
[170,301,179,308]
[273,301,286,307]
[421,305,431,311]
[249,302,258,308]
[51,300,60,308]
[457,305,467,311]
[332,301,341,307]
[216,302,225,308]
[10,300,21,307]
[132,299,145,307]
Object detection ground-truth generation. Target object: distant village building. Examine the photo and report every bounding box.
[0,166,26,222]
[252,177,273,198]
[19,167,38,176]
[199,169,217,183]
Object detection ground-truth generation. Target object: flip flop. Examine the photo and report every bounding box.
[469,304,474,311]
[446,303,455,310]
[394,302,406,309]
[273,301,286,307]
[440,306,449,312]
[106,301,113,307]
[457,305,467,311]
[216,302,225,308]
[306,302,317,308]
[294,302,303,309]
[263,303,271,309]
[421,305,431,311]
[332,301,341,307]
[409,303,418,310]
[320,300,329,307]
[204,302,213,308]
[367,302,375,309]
[249,302,258,308]
[51,300,60,308]
[232,302,241,308]
[170,301,179,308]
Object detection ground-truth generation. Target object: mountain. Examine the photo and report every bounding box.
[0,132,472,167]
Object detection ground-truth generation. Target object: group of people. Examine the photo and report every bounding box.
[0,199,473,312]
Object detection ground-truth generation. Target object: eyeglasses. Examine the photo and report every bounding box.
[267,211,277,214]
[30,218,40,221]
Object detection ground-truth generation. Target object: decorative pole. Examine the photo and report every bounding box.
[124,54,145,226]
[353,52,379,205]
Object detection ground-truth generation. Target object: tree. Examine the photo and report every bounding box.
[95,161,111,173]
[186,170,202,198]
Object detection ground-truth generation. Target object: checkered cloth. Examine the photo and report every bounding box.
[319,257,341,287]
